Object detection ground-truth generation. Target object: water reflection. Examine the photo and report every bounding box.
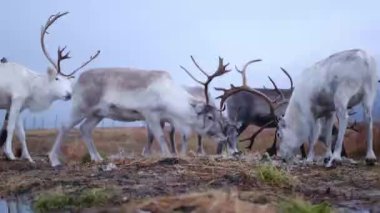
[0,197,33,213]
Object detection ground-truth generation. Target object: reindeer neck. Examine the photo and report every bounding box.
[26,75,56,112]
[284,94,313,140]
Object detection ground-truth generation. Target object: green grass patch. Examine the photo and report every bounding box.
[77,188,112,208]
[33,192,74,213]
[256,164,294,187]
[33,188,113,213]
[278,198,332,213]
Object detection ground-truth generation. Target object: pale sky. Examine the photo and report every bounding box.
[1,0,380,128]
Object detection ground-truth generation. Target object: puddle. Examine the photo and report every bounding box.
[0,197,33,213]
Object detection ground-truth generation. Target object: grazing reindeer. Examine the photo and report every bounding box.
[146,85,240,156]
[145,86,215,155]
[276,49,377,167]
[0,12,99,162]
[48,56,232,167]
[224,60,293,151]
[145,57,241,156]
[216,59,358,158]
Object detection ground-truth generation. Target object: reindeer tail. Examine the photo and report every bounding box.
[0,110,9,147]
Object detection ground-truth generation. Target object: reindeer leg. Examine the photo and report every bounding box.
[322,113,335,163]
[79,116,103,162]
[0,110,9,148]
[3,98,23,160]
[327,102,349,168]
[363,95,376,165]
[299,144,307,159]
[49,108,85,167]
[145,115,171,157]
[169,123,177,154]
[144,124,155,156]
[306,120,321,163]
[196,135,205,155]
[15,115,33,163]
[180,134,189,156]
[266,129,278,156]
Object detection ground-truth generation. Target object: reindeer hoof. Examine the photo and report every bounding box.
[325,158,341,168]
[323,157,330,165]
[365,158,377,166]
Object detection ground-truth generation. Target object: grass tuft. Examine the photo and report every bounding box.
[256,164,294,187]
[77,188,112,208]
[278,198,332,213]
[33,188,113,213]
[33,192,74,213]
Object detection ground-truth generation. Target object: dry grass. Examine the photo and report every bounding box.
[16,121,380,162]
[1,122,380,212]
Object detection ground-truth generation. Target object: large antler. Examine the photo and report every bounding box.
[40,11,69,71]
[180,56,231,104]
[267,67,294,101]
[215,59,278,115]
[281,67,294,92]
[40,11,100,77]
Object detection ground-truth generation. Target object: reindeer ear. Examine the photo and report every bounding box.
[47,67,57,80]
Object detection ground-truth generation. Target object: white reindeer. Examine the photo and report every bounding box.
[145,86,240,156]
[0,11,100,162]
[48,56,231,167]
[276,49,378,167]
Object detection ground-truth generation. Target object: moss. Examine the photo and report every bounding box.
[33,188,113,212]
[256,164,293,187]
[278,198,332,213]
[77,188,112,208]
[33,192,74,213]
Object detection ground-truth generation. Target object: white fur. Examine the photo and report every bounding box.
[277,49,378,167]
[0,62,73,162]
[48,69,227,167]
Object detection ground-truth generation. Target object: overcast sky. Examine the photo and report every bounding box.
[1,0,380,128]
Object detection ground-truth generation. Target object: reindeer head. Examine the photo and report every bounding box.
[181,56,232,144]
[40,11,100,101]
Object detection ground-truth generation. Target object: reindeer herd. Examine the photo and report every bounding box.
[0,11,378,169]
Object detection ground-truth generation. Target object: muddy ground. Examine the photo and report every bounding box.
[0,126,379,212]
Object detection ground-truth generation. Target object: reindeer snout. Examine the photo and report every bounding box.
[64,93,72,100]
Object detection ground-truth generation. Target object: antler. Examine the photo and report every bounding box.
[40,11,100,77]
[215,59,279,115]
[61,50,101,77]
[280,67,293,92]
[268,76,285,101]
[40,11,69,71]
[180,56,231,104]
[234,59,262,85]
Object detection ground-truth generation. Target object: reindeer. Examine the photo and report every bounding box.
[145,86,215,155]
[216,59,359,158]
[276,49,377,167]
[48,56,232,167]
[145,56,242,156]
[0,12,99,163]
